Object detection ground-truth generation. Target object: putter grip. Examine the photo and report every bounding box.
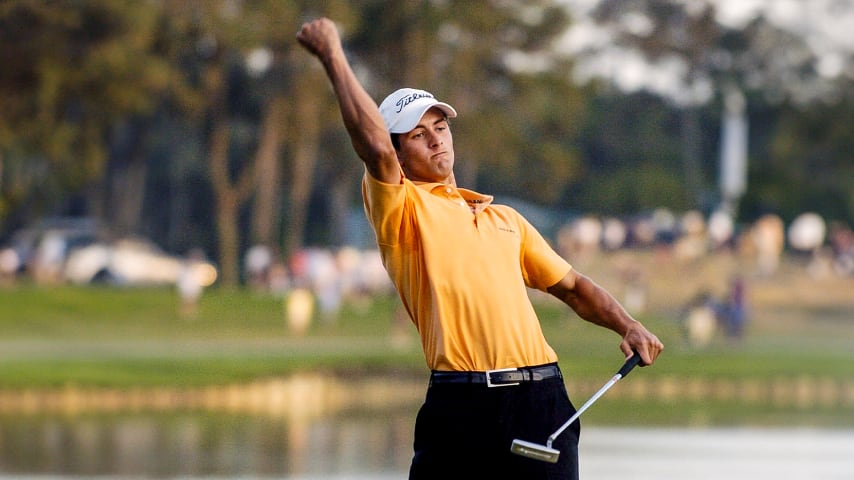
[617,351,643,378]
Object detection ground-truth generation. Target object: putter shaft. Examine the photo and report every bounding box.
[547,374,621,448]
[511,353,643,463]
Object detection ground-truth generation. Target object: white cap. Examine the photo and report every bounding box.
[379,88,457,134]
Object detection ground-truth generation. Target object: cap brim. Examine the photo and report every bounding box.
[389,102,458,134]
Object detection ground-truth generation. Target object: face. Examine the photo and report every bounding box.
[396,107,455,184]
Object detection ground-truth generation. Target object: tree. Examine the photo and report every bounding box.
[563,0,854,220]
[154,0,349,285]
[0,1,172,229]
[345,0,581,201]
[750,94,854,224]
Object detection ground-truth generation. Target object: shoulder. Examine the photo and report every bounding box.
[488,203,533,228]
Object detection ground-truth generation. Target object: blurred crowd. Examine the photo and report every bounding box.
[242,244,396,334]
[554,209,853,278]
[551,208,852,349]
[2,209,852,292]
[1,208,852,336]
[680,274,747,348]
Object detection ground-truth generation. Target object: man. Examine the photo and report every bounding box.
[297,17,663,480]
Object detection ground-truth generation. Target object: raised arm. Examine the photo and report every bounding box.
[296,18,400,184]
[547,270,664,366]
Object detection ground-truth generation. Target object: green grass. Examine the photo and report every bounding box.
[0,284,424,387]
[1,274,853,427]
[1,280,852,389]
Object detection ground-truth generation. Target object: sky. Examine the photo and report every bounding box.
[556,0,853,105]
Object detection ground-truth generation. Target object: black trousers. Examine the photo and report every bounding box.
[409,368,579,480]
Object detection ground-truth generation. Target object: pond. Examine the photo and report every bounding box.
[1,411,853,479]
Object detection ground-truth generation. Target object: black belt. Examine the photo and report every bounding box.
[429,364,562,387]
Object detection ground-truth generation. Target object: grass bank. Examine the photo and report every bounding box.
[0,251,852,426]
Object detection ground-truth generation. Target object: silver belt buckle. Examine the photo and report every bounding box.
[486,367,520,387]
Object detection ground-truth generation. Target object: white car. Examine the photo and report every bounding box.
[64,237,217,287]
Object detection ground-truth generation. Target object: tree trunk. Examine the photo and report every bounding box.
[208,117,259,287]
[680,107,704,209]
[108,153,147,237]
[327,173,353,246]
[209,120,240,286]
[283,76,320,258]
[214,189,241,286]
[250,95,286,248]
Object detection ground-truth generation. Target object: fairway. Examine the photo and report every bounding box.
[0,251,852,427]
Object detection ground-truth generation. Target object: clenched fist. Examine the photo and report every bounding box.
[296,17,342,61]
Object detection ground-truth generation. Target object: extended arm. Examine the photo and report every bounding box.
[296,18,400,183]
[547,270,664,366]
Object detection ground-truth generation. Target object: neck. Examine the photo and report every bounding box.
[403,170,456,187]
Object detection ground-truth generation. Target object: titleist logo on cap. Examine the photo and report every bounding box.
[394,92,434,113]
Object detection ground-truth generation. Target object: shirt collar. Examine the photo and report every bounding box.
[413,181,494,214]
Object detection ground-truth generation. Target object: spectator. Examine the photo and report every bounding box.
[0,247,20,286]
[722,275,747,341]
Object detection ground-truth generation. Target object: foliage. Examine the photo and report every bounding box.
[0,1,852,283]
[568,91,694,213]
[756,96,854,224]
[0,1,172,202]
[574,0,854,221]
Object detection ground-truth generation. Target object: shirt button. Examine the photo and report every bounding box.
[445,187,452,194]
[459,201,466,207]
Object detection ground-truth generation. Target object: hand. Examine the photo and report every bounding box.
[296,17,341,60]
[620,322,664,367]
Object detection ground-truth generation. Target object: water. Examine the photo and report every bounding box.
[1,413,853,479]
[580,427,854,480]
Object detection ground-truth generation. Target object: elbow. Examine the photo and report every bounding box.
[371,139,398,161]
[359,141,400,183]
[352,131,396,161]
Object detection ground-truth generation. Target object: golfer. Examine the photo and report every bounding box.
[297,17,663,480]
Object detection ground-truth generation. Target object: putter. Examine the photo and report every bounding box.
[510,351,644,463]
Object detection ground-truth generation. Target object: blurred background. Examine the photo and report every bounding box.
[0,1,852,479]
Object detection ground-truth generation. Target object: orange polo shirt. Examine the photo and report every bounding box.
[362,170,572,371]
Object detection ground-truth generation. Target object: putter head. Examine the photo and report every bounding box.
[510,439,560,463]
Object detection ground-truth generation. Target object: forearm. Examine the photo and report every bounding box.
[547,270,663,365]
[297,18,398,181]
[320,48,397,170]
[551,273,637,336]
